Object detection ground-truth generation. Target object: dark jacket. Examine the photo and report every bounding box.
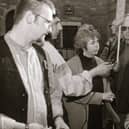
[0,37,28,123]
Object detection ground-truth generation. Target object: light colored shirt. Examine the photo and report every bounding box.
[4,34,47,127]
[43,41,93,96]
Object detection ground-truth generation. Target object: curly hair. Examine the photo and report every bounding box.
[74,24,101,49]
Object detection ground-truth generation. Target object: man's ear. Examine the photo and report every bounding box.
[26,11,35,24]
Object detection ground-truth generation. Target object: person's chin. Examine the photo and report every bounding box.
[91,53,97,57]
[94,51,98,55]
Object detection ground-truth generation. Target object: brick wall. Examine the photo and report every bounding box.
[52,0,117,47]
[0,0,18,35]
[0,0,129,46]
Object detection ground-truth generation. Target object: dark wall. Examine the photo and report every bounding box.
[52,0,116,46]
[0,0,129,46]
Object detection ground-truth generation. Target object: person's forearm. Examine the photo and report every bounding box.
[125,113,129,129]
[0,114,25,129]
[50,85,64,118]
[55,63,93,96]
[0,114,16,129]
[62,73,92,96]
[14,121,25,129]
[89,67,99,78]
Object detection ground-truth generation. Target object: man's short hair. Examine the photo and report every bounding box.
[14,0,55,24]
[74,24,100,49]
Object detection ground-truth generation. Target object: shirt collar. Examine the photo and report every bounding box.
[5,33,32,53]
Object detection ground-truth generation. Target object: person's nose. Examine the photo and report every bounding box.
[95,42,100,49]
[48,25,52,33]
[58,23,63,31]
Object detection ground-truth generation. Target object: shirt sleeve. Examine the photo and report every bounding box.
[55,63,93,96]
[125,113,129,129]
[0,114,16,129]
[50,77,63,118]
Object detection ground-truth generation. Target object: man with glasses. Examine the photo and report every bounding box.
[0,0,65,129]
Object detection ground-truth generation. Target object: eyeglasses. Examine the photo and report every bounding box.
[121,26,129,31]
[36,14,52,25]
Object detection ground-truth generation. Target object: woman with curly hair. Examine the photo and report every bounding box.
[64,24,115,129]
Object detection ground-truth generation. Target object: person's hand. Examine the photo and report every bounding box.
[125,119,129,129]
[102,92,115,102]
[55,116,69,129]
[1,115,45,129]
[124,114,129,129]
[112,62,120,72]
[90,62,113,77]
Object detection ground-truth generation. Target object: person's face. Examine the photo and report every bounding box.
[111,25,117,35]
[51,17,62,39]
[32,4,53,40]
[121,26,129,41]
[84,37,100,57]
[109,24,118,35]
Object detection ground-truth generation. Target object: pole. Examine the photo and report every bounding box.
[116,25,121,63]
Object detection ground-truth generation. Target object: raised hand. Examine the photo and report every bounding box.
[90,62,114,77]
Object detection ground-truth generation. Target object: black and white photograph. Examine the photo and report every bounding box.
[0,0,129,129]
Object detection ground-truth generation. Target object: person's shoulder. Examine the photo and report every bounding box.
[43,41,59,55]
[67,55,80,64]
[67,55,81,67]
[43,41,65,66]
